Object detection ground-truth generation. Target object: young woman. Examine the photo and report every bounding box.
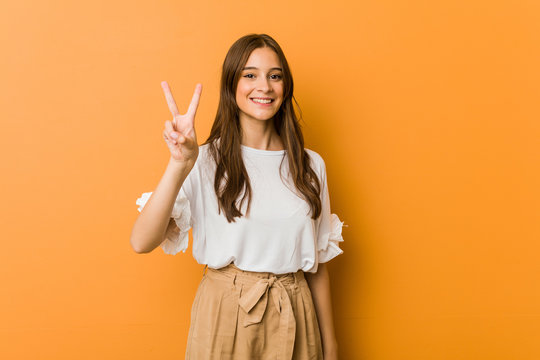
[130,33,345,359]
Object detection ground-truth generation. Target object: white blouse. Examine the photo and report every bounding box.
[135,143,345,274]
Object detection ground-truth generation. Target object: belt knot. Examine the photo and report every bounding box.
[235,273,297,360]
[238,276,281,326]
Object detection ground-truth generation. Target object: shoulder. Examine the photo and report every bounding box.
[183,143,213,177]
[196,142,213,164]
[304,148,328,181]
[199,142,211,155]
[304,148,326,169]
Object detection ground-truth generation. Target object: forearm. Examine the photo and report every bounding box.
[130,157,192,253]
[305,262,338,356]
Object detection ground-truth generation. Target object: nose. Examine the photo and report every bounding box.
[256,76,272,93]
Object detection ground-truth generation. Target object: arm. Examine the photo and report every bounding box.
[130,81,201,254]
[130,158,192,254]
[305,262,339,359]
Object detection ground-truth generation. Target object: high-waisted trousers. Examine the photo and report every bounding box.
[185,263,324,359]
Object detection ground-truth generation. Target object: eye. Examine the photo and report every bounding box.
[270,74,282,80]
[243,73,255,79]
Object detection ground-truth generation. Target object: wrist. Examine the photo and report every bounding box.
[166,159,193,185]
[167,157,193,174]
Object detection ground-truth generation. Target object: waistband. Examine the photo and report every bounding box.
[204,263,305,287]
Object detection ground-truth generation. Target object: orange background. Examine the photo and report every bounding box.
[1,0,539,359]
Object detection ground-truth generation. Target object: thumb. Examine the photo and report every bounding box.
[184,133,197,149]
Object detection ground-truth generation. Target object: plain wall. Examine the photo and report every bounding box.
[1,0,539,358]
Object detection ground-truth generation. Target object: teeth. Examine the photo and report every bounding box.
[252,98,272,104]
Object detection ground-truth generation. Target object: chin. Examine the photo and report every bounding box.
[256,114,277,121]
[243,111,277,121]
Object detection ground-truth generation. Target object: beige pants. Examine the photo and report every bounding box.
[185,263,323,359]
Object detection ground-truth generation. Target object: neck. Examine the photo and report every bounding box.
[239,115,283,151]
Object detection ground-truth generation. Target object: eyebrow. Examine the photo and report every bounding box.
[242,66,283,71]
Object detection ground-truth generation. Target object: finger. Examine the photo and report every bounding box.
[164,120,178,140]
[163,131,170,142]
[163,130,175,146]
[182,133,195,147]
[161,81,180,117]
[187,83,203,117]
[163,129,173,142]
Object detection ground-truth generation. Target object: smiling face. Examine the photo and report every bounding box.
[235,47,284,123]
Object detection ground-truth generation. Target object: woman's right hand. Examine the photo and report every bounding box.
[161,81,202,167]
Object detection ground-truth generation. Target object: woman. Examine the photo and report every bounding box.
[130,33,345,359]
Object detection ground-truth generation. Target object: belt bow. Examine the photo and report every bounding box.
[237,275,297,359]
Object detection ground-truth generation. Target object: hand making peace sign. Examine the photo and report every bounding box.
[161,81,202,167]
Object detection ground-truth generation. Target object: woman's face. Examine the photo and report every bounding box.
[236,47,284,123]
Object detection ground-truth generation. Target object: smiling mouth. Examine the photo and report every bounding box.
[250,97,274,104]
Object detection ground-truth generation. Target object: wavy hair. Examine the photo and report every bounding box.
[201,33,322,223]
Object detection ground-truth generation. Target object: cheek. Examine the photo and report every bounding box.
[236,81,250,99]
[276,84,285,99]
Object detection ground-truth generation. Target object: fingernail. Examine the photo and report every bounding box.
[170,132,178,139]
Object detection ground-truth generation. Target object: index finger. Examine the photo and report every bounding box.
[161,81,180,117]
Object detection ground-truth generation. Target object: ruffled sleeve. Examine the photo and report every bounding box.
[316,157,346,263]
[135,187,192,255]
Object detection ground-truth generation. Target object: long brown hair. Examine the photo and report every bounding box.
[201,33,322,223]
